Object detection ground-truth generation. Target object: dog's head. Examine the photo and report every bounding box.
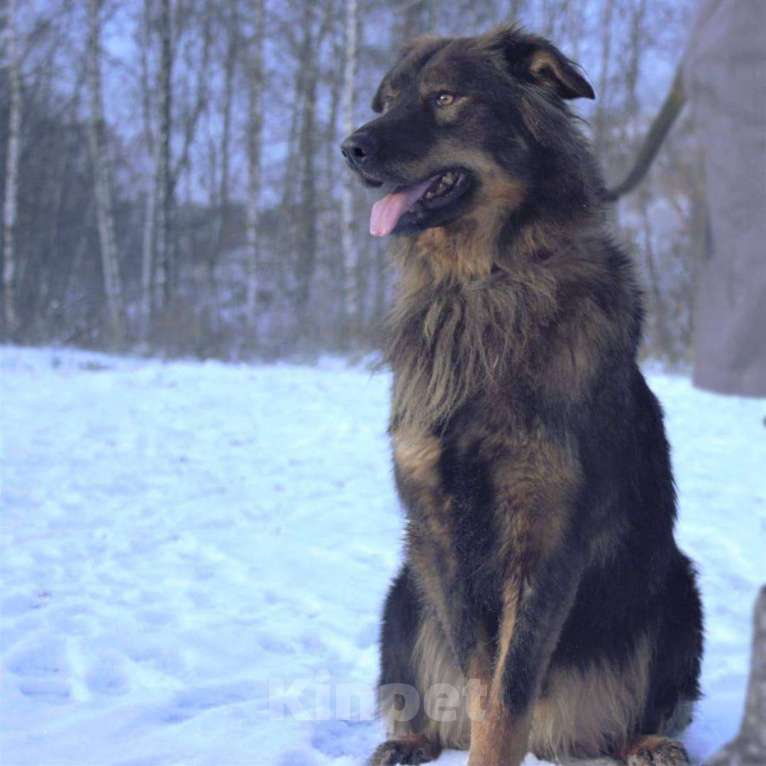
[341,26,594,238]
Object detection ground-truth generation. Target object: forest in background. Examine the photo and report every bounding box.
[0,0,700,361]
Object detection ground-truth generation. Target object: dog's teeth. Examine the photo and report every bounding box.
[423,171,461,203]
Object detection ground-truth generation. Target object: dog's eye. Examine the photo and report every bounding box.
[434,92,456,108]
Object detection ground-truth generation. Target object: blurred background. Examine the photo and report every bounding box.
[2,4,764,764]
[0,0,702,362]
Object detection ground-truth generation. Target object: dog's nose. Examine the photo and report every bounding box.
[341,131,378,169]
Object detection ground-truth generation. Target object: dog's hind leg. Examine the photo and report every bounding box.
[619,555,701,766]
[371,566,446,765]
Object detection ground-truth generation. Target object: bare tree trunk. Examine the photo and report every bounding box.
[218,2,237,233]
[281,73,305,213]
[340,0,358,346]
[2,0,21,337]
[639,188,674,359]
[155,0,173,310]
[41,73,86,331]
[86,0,125,344]
[624,0,648,123]
[291,1,336,346]
[564,0,584,61]
[324,33,345,335]
[398,0,432,38]
[245,0,265,322]
[508,0,526,22]
[277,16,309,307]
[169,13,211,194]
[324,36,343,200]
[593,0,614,158]
[165,5,211,306]
[211,0,239,313]
[139,0,156,339]
[540,0,570,42]
[141,170,157,337]
[294,3,322,338]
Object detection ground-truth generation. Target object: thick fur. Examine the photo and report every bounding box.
[343,25,703,766]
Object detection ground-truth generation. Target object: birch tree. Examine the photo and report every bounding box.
[0,0,701,360]
[216,1,239,268]
[508,0,526,21]
[245,0,265,321]
[340,0,358,344]
[2,0,21,336]
[139,0,157,338]
[155,0,173,309]
[294,3,319,333]
[593,0,614,158]
[86,0,125,343]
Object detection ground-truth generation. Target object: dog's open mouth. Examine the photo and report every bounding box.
[369,169,470,237]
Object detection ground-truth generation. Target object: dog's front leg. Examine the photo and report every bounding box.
[467,531,587,766]
[466,577,531,766]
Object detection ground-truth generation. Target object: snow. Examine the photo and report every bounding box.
[1,345,764,766]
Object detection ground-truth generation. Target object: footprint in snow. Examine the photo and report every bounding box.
[17,677,71,703]
[4,636,68,678]
[152,681,267,725]
[3,637,73,702]
[1,592,50,617]
[85,654,130,696]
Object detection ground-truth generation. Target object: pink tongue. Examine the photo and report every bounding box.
[369,178,435,237]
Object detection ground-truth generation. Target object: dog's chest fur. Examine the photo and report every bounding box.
[391,399,576,610]
[392,419,501,601]
[385,236,598,605]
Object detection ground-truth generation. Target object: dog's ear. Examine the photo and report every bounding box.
[490,26,595,101]
[526,45,595,100]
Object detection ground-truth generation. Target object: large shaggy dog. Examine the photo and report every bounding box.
[341,26,703,766]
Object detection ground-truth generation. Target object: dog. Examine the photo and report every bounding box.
[341,25,703,766]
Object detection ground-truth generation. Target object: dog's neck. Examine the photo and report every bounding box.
[386,214,554,432]
[385,210,626,433]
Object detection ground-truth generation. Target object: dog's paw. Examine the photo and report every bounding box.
[369,735,442,765]
[624,736,690,766]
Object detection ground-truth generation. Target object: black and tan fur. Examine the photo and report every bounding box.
[341,25,703,766]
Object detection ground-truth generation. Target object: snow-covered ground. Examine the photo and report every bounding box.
[1,345,764,766]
